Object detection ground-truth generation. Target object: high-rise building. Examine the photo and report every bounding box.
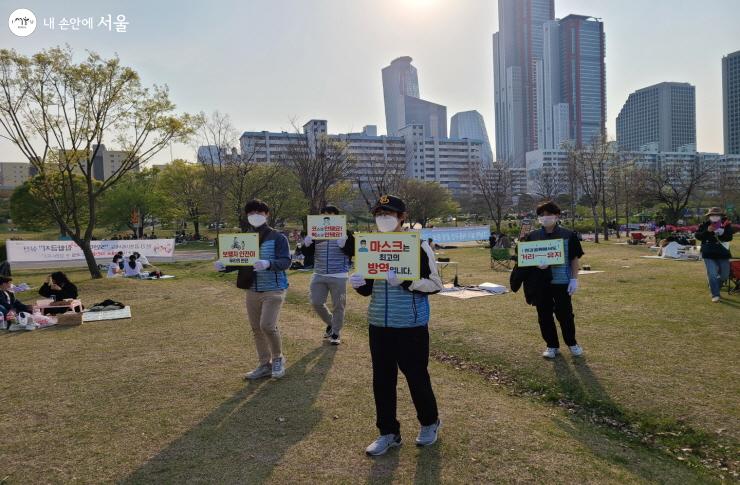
[558,15,606,147]
[450,110,494,164]
[0,162,32,189]
[493,0,555,167]
[382,56,446,139]
[723,50,740,154]
[616,82,696,152]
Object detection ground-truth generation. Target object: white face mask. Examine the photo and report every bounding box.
[375,215,399,232]
[538,216,558,228]
[709,216,721,223]
[247,214,267,227]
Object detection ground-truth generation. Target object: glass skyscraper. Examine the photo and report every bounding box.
[723,50,740,155]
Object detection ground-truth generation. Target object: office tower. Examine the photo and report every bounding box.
[493,0,555,167]
[450,110,494,163]
[723,50,740,154]
[616,82,696,152]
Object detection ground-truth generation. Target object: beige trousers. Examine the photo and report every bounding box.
[245,289,286,365]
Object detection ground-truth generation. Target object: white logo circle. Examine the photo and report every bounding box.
[8,9,37,37]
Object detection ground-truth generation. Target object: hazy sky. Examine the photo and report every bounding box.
[2,0,739,165]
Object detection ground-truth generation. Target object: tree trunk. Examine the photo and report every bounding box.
[591,205,600,243]
[193,220,200,238]
[79,239,102,279]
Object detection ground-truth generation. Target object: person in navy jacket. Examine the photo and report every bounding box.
[219,199,291,380]
[350,195,443,456]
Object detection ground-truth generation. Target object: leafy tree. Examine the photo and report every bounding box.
[0,47,195,277]
[10,174,92,235]
[157,159,206,237]
[98,169,168,237]
[398,180,458,228]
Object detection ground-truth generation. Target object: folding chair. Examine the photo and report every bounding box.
[727,260,740,295]
[490,247,512,271]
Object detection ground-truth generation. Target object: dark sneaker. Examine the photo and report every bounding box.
[244,363,272,380]
[365,434,402,456]
[323,325,332,339]
[329,334,341,345]
[272,356,286,378]
[416,420,441,446]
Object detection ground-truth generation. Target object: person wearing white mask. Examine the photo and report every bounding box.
[217,199,292,379]
[350,195,444,456]
[695,207,734,302]
[523,201,585,359]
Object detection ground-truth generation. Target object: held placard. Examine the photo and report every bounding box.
[307,215,346,240]
[354,232,420,280]
[218,233,260,266]
[517,239,565,267]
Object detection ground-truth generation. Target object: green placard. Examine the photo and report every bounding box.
[517,239,565,267]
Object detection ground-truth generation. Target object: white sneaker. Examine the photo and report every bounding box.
[711,296,720,303]
[329,334,341,345]
[542,347,560,359]
[569,344,584,357]
[271,356,286,378]
[365,434,402,456]
[416,419,441,446]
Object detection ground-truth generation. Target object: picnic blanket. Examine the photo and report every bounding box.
[578,270,605,275]
[438,282,508,299]
[83,306,132,322]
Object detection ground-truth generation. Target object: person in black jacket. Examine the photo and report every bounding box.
[0,276,32,318]
[38,271,79,301]
[695,207,734,302]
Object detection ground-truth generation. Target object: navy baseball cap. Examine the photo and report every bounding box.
[372,195,406,214]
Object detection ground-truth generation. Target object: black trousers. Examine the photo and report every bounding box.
[369,325,439,436]
[535,284,577,348]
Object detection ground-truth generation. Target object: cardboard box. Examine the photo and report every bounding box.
[56,312,82,326]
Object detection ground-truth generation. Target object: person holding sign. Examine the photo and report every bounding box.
[349,195,443,456]
[694,207,734,302]
[217,199,291,380]
[523,201,584,359]
[301,205,355,345]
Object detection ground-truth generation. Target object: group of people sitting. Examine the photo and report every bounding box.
[106,251,157,278]
[0,271,80,323]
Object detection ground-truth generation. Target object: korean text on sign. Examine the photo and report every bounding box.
[354,232,421,280]
[218,233,260,266]
[307,215,346,240]
[517,239,565,267]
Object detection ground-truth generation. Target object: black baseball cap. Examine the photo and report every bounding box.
[372,195,406,214]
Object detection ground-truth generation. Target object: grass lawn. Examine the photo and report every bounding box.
[0,239,737,483]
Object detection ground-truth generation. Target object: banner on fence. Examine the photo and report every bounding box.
[6,239,176,264]
[420,225,490,244]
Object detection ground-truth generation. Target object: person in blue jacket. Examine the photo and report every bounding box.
[350,195,443,456]
[301,205,355,345]
[218,199,292,380]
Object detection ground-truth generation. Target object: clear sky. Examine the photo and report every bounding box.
[1,0,739,165]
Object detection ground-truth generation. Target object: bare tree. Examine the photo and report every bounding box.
[282,123,355,218]
[534,165,565,201]
[471,162,512,233]
[639,154,715,224]
[565,137,613,243]
[0,47,194,277]
[356,154,406,209]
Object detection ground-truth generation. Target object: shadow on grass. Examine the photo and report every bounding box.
[123,345,336,484]
[551,357,709,483]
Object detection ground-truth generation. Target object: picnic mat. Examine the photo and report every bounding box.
[141,275,176,280]
[578,270,605,274]
[83,306,132,322]
[640,255,698,261]
[438,282,508,299]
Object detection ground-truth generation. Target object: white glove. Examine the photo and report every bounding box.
[336,235,348,248]
[214,261,226,271]
[303,235,313,246]
[386,269,402,287]
[350,273,366,289]
[253,260,271,271]
[538,263,549,270]
[567,278,578,296]
[715,228,725,236]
